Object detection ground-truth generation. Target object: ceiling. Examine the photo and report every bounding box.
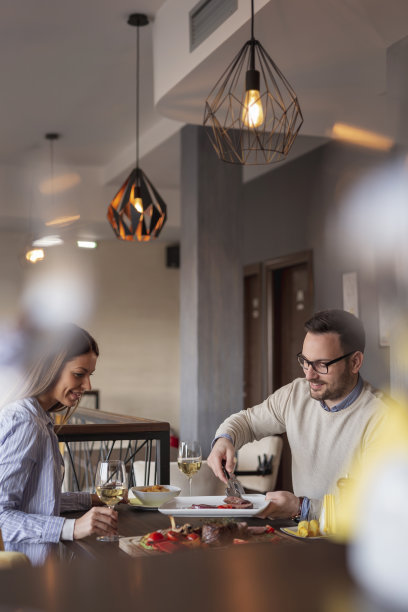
[2,0,408,243]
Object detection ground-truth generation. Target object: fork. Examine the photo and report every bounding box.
[221,460,246,498]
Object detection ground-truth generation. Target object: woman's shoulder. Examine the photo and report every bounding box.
[0,398,44,430]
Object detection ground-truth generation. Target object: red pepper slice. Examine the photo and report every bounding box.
[265,525,275,533]
[153,541,184,554]
[217,505,233,509]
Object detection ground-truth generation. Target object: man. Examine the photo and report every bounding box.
[208,309,388,519]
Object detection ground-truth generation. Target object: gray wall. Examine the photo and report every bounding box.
[241,141,390,390]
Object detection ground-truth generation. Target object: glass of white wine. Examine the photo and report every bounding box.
[177,440,202,496]
[95,459,127,542]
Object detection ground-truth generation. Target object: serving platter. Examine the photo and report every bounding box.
[159,494,268,517]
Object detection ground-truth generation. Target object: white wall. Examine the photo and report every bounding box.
[0,231,180,431]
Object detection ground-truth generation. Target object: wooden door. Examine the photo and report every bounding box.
[243,251,314,493]
[265,251,314,492]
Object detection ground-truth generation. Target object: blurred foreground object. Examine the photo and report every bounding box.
[335,398,408,609]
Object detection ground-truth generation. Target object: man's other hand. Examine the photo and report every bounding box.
[207,438,236,483]
[257,491,301,519]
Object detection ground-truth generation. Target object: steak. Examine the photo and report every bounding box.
[201,521,248,546]
[223,496,253,509]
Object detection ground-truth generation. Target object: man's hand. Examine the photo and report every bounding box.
[257,491,301,519]
[207,437,236,483]
[73,506,118,540]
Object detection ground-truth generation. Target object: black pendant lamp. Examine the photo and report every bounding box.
[107,14,167,242]
[203,0,303,165]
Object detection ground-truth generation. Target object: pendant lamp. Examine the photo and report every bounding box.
[203,0,303,165]
[107,14,167,242]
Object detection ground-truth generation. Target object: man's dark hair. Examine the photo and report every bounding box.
[304,309,365,353]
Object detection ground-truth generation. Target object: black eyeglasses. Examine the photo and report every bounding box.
[297,351,355,375]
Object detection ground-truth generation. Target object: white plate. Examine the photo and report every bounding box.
[158,495,268,517]
[280,526,328,540]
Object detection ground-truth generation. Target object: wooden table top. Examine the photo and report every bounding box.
[0,507,360,612]
[61,503,300,560]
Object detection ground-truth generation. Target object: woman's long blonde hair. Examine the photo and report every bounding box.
[4,324,99,422]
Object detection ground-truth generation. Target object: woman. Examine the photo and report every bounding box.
[0,324,118,548]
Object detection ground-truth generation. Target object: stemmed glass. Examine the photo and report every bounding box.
[95,459,127,542]
[177,441,202,496]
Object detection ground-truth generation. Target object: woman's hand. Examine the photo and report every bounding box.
[73,506,118,539]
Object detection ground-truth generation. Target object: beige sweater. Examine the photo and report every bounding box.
[215,378,388,516]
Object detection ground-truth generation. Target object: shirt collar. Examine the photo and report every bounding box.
[320,375,363,412]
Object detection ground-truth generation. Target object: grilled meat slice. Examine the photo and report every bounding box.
[201,521,248,546]
[223,496,253,509]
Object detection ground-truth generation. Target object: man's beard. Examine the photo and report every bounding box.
[308,370,355,403]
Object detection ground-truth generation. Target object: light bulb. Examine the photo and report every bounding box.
[25,248,45,263]
[134,197,143,213]
[242,89,264,128]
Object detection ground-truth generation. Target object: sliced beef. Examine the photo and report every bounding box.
[201,521,249,546]
[223,496,253,509]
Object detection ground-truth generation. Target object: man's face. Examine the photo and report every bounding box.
[301,332,358,406]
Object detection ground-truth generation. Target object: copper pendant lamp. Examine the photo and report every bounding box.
[203,0,303,165]
[107,14,167,242]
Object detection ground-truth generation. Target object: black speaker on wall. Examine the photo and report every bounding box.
[166,244,180,268]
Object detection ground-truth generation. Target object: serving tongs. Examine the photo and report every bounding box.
[221,459,246,498]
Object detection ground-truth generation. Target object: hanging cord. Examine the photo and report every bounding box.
[50,137,54,207]
[250,0,255,70]
[136,23,140,172]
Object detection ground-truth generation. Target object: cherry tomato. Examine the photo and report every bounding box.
[147,531,165,543]
[266,525,275,533]
[186,532,200,541]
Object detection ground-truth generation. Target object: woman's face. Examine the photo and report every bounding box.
[39,351,98,411]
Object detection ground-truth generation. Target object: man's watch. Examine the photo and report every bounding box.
[291,496,304,521]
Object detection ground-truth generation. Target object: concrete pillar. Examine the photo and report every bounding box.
[180,125,243,458]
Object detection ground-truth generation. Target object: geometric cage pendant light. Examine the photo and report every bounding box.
[203,0,303,165]
[107,14,167,241]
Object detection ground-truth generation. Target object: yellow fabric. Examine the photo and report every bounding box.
[0,552,31,568]
[333,397,408,542]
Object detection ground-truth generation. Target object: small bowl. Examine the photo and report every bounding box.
[130,484,181,507]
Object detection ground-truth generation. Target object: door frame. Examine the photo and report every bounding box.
[263,250,314,396]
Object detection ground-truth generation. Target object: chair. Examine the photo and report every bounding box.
[0,529,30,569]
[235,436,283,493]
[133,460,226,496]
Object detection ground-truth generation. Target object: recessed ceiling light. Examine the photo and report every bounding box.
[45,215,80,227]
[25,248,45,263]
[77,240,98,249]
[331,123,394,151]
[32,235,64,247]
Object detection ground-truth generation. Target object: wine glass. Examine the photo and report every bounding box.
[177,441,202,496]
[95,459,127,542]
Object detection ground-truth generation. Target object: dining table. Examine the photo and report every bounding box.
[0,503,385,612]
[61,502,299,560]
